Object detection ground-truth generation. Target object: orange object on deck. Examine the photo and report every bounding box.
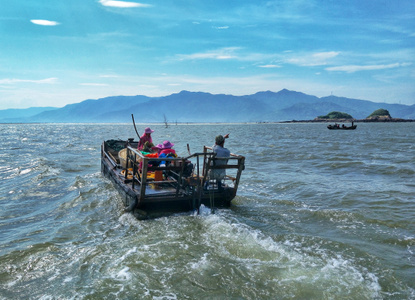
[154,170,163,181]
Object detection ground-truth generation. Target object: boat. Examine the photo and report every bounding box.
[101,138,245,219]
[327,123,357,130]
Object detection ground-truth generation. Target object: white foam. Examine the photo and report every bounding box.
[190,253,209,270]
[20,168,32,175]
[115,266,131,280]
[153,293,177,300]
[198,204,213,216]
[118,247,137,262]
[118,213,143,228]
[194,210,384,297]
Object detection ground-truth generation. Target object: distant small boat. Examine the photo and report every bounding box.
[101,139,245,219]
[327,123,357,130]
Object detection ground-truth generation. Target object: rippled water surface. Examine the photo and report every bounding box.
[0,123,414,299]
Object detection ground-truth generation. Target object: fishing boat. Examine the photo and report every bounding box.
[101,138,245,219]
[327,123,357,130]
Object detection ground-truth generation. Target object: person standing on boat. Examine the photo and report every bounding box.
[209,134,230,190]
[137,127,154,150]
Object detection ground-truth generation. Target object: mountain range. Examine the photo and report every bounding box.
[1,89,414,123]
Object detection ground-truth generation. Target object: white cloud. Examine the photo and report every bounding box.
[30,20,60,26]
[312,51,339,60]
[177,47,241,61]
[259,64,281,68]
[213,26,229,30]
[176,49,341,66]
[325,62,412,73]
[0,78,58,84]
[80,83,108,86]
[286,51,340,66]
[99,74,119,78]
[99,0,150,8]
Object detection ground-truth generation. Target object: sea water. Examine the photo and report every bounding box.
[0,123,414,299]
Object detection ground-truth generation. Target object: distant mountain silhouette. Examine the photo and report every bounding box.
[0,107,57,122]
[1,89,414,123]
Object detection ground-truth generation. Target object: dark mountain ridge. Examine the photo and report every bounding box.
[1,89,413,123]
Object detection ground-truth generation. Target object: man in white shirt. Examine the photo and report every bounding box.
[209,134,230,190]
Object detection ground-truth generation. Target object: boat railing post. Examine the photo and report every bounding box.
[124,147,130,180]
[193,153,202,212]
[132,152,137,190]
[203,153,216,187]
[140,157,148,200]
[175,158,186,197]
[202,147,213,186]
[202,146,208,179]
[233,156,245,192]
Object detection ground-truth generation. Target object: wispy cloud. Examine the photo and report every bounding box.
[213,26,229,30]
[30,20,60,26]
[326,62,412,73]
[99,74,120,78]
[285,51,340,66]
[80,83,108,86]
[176,49,342,68]
[177,47,241,60]
[0,78,58,84]
[259,64,281,68]
[99,0,150,8]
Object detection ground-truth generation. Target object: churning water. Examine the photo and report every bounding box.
[0,123,414,299]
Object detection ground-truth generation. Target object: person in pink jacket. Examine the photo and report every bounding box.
[159,140,177,156]
[137,127,154,150]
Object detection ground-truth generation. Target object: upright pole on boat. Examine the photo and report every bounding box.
[131,114,141,141]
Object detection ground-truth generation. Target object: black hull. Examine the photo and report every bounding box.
[327,125,357,130]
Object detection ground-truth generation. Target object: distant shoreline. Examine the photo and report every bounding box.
[280,118,414,123]
[1,119,414,125]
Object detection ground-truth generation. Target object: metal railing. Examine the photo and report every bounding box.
[121,145,245,201]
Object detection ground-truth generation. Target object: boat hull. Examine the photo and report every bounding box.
[327,125,357,130]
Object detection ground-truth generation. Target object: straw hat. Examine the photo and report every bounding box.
[144,127,154,134]
[162,140,174,149]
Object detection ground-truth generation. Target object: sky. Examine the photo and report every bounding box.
[0,0,414,109]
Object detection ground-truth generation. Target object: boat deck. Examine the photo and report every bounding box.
[112,167,177,196]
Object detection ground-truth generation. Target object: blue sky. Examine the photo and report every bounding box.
[0,0,414,109]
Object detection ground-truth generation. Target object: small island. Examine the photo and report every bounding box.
[283,109,414,123]
[365,108,392,121]
[316,111,354,121]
